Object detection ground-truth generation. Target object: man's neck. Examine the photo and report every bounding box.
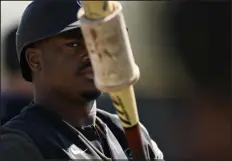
[34,90,96,128]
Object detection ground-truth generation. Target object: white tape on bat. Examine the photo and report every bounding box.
[77,1,140,93]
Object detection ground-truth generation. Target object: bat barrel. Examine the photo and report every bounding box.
[78,1,140,93]
[81,1,115,20]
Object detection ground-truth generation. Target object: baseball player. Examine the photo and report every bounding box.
[0,0,163,160]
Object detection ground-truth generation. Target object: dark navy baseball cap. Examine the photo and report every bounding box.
[16,0,82,81]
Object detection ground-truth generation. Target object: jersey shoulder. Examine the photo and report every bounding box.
[0,127,43,161]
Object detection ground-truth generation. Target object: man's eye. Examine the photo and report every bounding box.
[66,43,79,47]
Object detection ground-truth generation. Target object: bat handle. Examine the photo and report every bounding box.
[124,125,147,160]
[109,86,147,160]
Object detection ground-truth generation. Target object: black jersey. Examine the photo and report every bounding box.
[0,101,164,160]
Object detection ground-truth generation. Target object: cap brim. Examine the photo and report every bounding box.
[59,20,81,33]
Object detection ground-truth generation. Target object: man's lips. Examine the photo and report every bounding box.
[80,66,93,74]
[80,66,94,79]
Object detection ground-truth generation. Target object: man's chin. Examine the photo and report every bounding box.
[80,90,102,101]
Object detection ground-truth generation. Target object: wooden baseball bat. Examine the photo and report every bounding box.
[78,1,146,160]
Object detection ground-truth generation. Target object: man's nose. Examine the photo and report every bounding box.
[81,53,90,62]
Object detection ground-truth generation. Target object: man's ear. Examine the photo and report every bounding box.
[25,48,42,72]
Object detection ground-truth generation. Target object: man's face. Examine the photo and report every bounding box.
[29,29,101,101]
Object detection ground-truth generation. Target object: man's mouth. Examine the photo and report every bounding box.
[80,66,94,79]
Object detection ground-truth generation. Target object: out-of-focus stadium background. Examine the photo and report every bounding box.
[1,1,231,161]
